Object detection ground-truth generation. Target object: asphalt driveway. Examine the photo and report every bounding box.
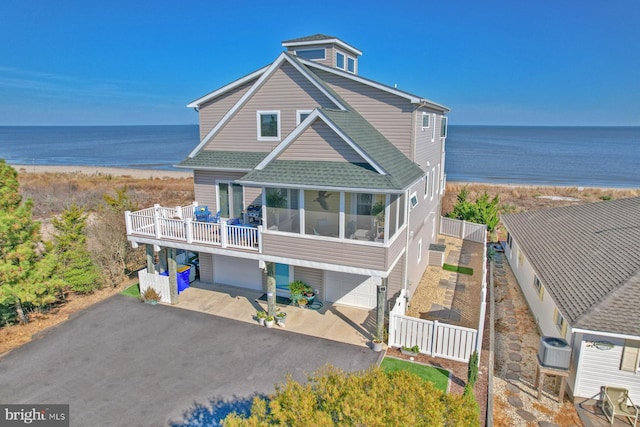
[0,295,380,426]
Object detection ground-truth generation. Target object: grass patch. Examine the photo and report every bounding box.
[443,263,473,275]
[120,283,140,298]
[381,357,449,392]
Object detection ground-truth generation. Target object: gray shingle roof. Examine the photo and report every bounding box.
[501,197,640,336]
[176,151,267,171]
[282,34,339,43]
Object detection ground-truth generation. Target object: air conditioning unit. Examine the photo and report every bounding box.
[538,336,571,370]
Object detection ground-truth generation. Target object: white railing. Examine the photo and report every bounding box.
[138,268,171,303]
[440,217,487,243]
[125,204,261,252]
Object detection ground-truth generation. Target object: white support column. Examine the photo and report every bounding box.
[257,225,263,253]
[124,211,132,235]
[154,212,161,239]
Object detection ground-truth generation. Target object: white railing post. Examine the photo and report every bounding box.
[185,218,193,243]
[125,211,132,235]
[431,320,439,356]
[154,211,161,239]
[175,205,182,219]
[220,221,228,248]
[257,225,263,253]
[461,220,466,239]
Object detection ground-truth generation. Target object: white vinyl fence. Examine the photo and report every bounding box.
[440,217,487,243]
[138,268,172,304]
[389,290,478,362]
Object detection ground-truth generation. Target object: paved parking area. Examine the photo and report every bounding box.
[0,295,380,426]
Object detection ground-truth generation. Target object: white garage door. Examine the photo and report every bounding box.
[325,272,379,309]
[214,256,262,291]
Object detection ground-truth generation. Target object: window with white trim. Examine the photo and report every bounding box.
[421,112,430,130]
[296,48,325,60]
[553,307,567,336]
[431,114,436,141]
[409,192,418,209]
[347,57,355,73]
[620,340,640,372]
[430,168,436,199]
[435,164,440,195]
[441,116,448,138]
[417,239,423,263]
[296,110,312,125]
[336,52,345,69]
[533,276,544,300]
[257,111,280,141]
[424,175,429,198]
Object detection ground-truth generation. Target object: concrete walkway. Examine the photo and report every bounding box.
[174,281,378,349]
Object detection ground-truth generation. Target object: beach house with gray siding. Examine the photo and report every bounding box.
[125,34,449,334]
[502,197,640,402]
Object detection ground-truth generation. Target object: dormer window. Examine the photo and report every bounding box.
[421,112,430,130]
[296,48,325,60]
[336,51,356,74]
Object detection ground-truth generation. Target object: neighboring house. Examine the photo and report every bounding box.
[125,34,449,333]
[501,197,640,402]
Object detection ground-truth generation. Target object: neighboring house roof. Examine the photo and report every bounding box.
[501,197,640,337]
[176,151,267,171]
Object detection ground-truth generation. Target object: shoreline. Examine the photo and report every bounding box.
[11,164,639,190]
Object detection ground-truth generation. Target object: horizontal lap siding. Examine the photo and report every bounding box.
[414,108,443,171]
[209,63,336,151]
[199,253,214,284]
[294,267,324,299]
[263,233,385,271]
[576,334,640,401]
[194,171,246,212]
[199,80,255,141]
[279,121,364,162]
[315,70,413,157]
[386,229,407,267]
[245,186,262,206]
[407,179,437,291]
[387,257,404,303]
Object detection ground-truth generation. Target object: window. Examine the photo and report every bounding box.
[533,276,544,300]
[507,233,512,249]
[430,168,436,199]
[424,175,429,198]
[296,110,312,125]
[217,182,243,219]
[421,112,430,130]
[417,239,423,263]
[435,164,440,195]
[553,308,567,336]
[431,114,436,141]
[336,52,345,69]
[517,248,524,267]
[257,111,280,140]
[296,48,325,60]
[441,116,448,138]
[409,192,418,209]
[620,340,640,372]
[347,57,355,73]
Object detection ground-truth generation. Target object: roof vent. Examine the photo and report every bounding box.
[538,336,571,370]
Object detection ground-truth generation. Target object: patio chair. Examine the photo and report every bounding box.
[194,206,211,222]
[600,386,638,426]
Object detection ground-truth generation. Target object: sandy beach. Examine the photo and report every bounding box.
[11,164,192,179]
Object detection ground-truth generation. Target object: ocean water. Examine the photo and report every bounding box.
[0,125,638,188]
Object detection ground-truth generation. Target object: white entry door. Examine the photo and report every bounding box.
[214,255,262,291]
[325,272,379,309]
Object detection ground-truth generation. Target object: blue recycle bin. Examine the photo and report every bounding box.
[177,266,190,293]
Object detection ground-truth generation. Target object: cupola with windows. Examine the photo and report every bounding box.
[282,34,362,75]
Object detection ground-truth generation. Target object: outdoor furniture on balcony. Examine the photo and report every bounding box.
[600,386,638,426]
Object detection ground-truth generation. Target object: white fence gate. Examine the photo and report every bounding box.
[138,268,172,304]
[440,217,487,243]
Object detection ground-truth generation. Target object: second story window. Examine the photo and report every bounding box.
[296,110,312,125]
[421,112,430,130]
[296,48,325,60]
[336,52,345,69]
[347,57,355,73]
[257,111,280,141]
[441,116,448,138]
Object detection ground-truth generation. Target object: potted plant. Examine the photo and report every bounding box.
[265,315,275,328]
[142,287,161,305]
[276,311,287,327]
[290,280,315,306]
[297,297,308,307]
[372,337,383,352]
[256,310,267,326]
[400,345,420,356]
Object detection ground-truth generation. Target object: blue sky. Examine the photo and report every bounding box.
[1,0,638,126]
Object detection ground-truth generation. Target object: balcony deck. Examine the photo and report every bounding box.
[125,204,262,252]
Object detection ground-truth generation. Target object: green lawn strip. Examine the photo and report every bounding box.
[442,263,473,276]
[381,357,449,392]
[120,283,140,298]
